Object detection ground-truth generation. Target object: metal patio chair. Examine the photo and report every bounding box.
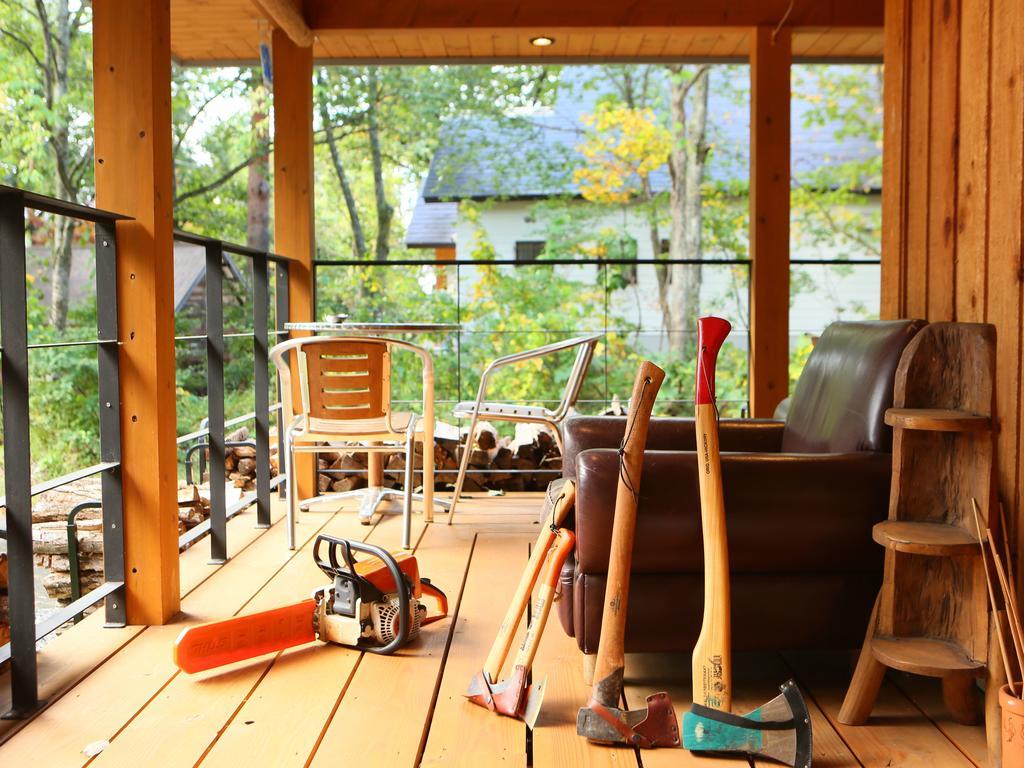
[447,333,602,522]
[270,335,445,550]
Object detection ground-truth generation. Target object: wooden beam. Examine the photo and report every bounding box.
[93,0,179,624]
[306,1,884,30]
[880,0,911,320]
[253,0,314,47]
[749,26,791,418]
[272,28,316,501]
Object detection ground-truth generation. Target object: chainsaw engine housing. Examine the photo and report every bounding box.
[311,535,427,654]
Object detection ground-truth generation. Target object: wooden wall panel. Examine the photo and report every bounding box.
[953,0,991,323]
[882,0,1024,587]
[902,0,932,319]
[880,0,909,318]
[991,0,1024,572]
[925,0,959,320]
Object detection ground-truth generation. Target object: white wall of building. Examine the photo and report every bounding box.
[450,197,881,347]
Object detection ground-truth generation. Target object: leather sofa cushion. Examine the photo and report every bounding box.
[563,417,785,482]
[569,570,879,654]
[575,449,889,575]
[782,319,926,454]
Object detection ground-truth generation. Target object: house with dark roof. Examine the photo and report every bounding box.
[405,65,882,338]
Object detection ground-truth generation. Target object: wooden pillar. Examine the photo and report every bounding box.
[272,29,316,501]
[749,27,791,418]
[93,0,179,624]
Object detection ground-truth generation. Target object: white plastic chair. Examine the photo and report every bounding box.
[270,335,441,549]
[448,333,602,522]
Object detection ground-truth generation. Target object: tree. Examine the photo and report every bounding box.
[662,65,710,358]
[313,64,560,262]
[246,75,271,250]
[0,0,94,330]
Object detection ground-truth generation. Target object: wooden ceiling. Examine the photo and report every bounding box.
[170,0,883,65]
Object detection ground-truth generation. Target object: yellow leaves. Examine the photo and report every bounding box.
[574,104,671,204]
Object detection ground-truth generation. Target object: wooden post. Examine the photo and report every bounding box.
[93,0,179,624]
[749,26,791,418]
[272,29,316,502]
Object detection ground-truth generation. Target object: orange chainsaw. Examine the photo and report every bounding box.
[173,535,447,674]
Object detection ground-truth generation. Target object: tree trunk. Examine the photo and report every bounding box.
[664,66,711,361]
[367,67,394,261]
[46,0,75,330]
[246,78,271,251]
[316,72,368,259]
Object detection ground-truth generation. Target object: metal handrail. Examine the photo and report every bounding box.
[0,462,119,510]
[0,185,129,717]
[66,501,103,621]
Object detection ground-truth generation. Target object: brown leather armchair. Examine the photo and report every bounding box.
[558,319,925,656]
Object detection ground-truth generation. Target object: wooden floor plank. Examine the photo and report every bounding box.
[623,652,761,767]
[195,504,430,768]
[0,505,280,746]
[0,494,995,768]
[0,505,331,767]
[420,533,533,768]
[889,672,987,767]
[531,604,635,768]
[88,505,383,768]
[307,519,477,767]
[783,651,976,767]
[747,654,859,768]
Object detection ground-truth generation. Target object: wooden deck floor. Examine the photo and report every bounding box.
[0,494,989,767]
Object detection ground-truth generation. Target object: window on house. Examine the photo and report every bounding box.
[515,241,545,261]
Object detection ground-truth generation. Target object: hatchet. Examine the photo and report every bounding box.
[576,361,681,748]
[465,526,576,728]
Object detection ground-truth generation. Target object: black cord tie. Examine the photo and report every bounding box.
[548,488,566,534]
[618,376,651,505]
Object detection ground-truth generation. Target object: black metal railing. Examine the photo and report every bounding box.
[171,231,293,562]
[0,185,128,718]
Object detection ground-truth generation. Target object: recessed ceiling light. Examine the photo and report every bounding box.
[530,36,555,47]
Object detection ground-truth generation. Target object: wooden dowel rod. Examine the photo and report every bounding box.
[986,526,1024,687]
[972,501,1016,687]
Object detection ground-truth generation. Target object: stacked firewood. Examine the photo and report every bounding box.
[314,421,561,494]
[222,426,280,491]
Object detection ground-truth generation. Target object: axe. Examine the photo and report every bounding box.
[465,479,577,727]
[465,526,575,727]
[685,317,813,767]
[683,680,813,768]
[576,361,681,748]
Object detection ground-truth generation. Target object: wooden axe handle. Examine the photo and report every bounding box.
[483,480,576,682]
[512,529,576,672]
[591,361,666,707]
[692,317,733,712]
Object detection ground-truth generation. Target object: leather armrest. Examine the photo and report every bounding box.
[563,416,785,481]
[574,448,890,575]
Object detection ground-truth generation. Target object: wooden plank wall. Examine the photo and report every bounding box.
[881,0,1024,573]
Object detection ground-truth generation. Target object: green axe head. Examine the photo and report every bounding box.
[683,679,812,768]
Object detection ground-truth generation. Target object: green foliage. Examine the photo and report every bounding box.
[0,0,94,194]
[25,275,101,477]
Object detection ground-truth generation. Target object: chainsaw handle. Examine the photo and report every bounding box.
[314,535,412,655]
[419,579,448,625]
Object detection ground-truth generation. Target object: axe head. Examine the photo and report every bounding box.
[683,679,812,768]
[576,692,681,748]
[465,666,548,730]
